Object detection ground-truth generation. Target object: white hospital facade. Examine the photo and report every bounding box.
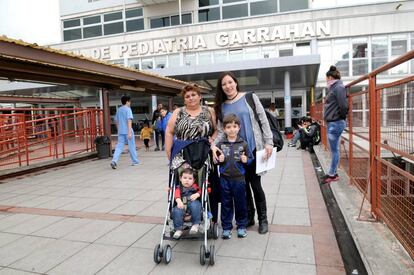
[51,0,414,127]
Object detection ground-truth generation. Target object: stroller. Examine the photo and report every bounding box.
[153,138,219,266]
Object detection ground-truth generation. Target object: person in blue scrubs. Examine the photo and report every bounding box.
[110,95,139,169]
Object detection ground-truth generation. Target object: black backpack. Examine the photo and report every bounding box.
[245,93,284,152]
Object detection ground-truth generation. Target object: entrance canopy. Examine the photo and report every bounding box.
[153,55,320,92]
[0,36,206,96]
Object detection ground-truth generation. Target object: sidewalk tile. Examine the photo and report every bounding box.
[32,217,91,239]
[0,268,38,274]
[132,225,174,250]
[261,261,316,275]
[272,207,311,226]
[0,232,23,248]
[110,200,153,215]
[276,194,308,208]
[0,214,38,231]
[204,257,262,274]
[4,215,63,235]
[150,251,207,275]
[47,243,125,275]
[96,222,154,247]
[63,220,122,243]
[217,231,268,260]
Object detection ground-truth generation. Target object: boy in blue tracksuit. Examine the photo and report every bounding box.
[216,113,253,239]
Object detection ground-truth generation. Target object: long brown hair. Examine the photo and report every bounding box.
[214,71,241,122]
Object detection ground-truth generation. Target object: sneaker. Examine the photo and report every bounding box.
[173,230,183,239]
[237,228,247,238]
[154,147,160,151]
[222,230,232,239]
[110,162,117,169]
[322,174,339,184]
[288,143,296,147]
[131,162,140,166]
[189,224,199,235]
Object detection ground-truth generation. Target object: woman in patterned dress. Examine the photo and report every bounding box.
[165,84,217,168]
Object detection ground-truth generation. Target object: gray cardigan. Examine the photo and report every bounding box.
[215,93,273,171]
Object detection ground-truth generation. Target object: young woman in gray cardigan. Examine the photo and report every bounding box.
[212,71,273,234]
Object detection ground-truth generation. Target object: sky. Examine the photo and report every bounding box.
[0,0,60,45]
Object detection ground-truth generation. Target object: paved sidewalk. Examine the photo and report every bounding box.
[0,146,345,275]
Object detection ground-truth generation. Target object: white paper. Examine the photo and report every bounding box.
[255,148,277,174]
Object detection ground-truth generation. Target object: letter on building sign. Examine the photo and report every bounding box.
[216,32,229,47]
[257,27,270,42]
[92,48,101,59]
[163,39,174,52]
[130,43,139,56]
[138,42,149,55]
[194,35,206,49]
[285,24,300,39]
[102,47,110,60]
[119,45,128,58]
[243,29,256,44]
[177,37,188,51]
[316,21,330,36]
[270,26,284,41]
[301,23,315,38]
[229,31,243,46]
[154,40,166,53]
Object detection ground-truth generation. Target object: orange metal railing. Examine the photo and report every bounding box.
[311,49,414,259]
[0,108,103,170]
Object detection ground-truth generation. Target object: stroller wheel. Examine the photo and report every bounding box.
[153,244,162,264]
[199,244,206,266]
[213,223,219,240]
[209,245,215,266]
[163,244,172,264]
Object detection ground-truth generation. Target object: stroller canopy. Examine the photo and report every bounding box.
[170,138,210,170]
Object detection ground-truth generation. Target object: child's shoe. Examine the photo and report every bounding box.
[237,228,247,238]
[222,230,232,239]
[173,230,183,239]
[189,224,199,235]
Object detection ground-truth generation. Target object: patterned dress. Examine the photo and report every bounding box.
[171,106,213,169]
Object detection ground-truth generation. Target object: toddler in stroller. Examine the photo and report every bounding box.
[154,138,218,266]
[171,167,202,239]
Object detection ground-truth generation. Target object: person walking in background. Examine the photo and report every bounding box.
[140,122,153,151]
[267,103,279,119]
[152,103,163,151]
[212,71,273,234]
[323,66,348,184]
[110,95,139,169]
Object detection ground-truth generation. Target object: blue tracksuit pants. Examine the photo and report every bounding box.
[220,177,248,230]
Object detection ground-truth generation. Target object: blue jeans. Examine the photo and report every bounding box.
[111,134,139,165]
[291,130,301,144]
[172,200,202,230]
[154,130,165,149]
[220,177,248,230]
[327,120,346,176]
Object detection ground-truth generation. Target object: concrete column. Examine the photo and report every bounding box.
[100,89,111,139]
[284,71,292,129]
[151,95,157,114]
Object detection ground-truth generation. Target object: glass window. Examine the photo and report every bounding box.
[168,54,181,67]
[83,25,102,38]
[151,17,170,29]
[371,36,388,71]
[244,47,260,60]
[126,19,144,32]
[154,56,167,69]
[104,12,122,22]
[229,49,243,61]
[352,38,368,76]
[126,8,143,18]
[63,19,80,28]
[184,53,196,66]
[104,22,124,35]
[250,0,277,16]
[279,0,308,12]
[262,45,277,58]
[141,59,153,70]
[171,13,192,26]
[213,50,227,63]
[279,49,293,57]
[317,40,332,78]
[128,59,140,69]
[294,42,311,55]
[83,16,101,25]
[223,0,245,3]
[63,29,82,41]
[333,39,349,77]
[199,0,218,7]
[391,35,408,75]
[198,52,212,65]
[198,8,220,22]
[222,3,248,19]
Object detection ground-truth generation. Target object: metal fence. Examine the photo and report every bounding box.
[0,108,103,170]
[311,50,414,260]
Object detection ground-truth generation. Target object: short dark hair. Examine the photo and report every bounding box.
[223,113,240,127]
[326,65,341,79]
[121,95,131,105]
[180,167,195,178]
[303,117,312,123]
[181,83,201,98]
